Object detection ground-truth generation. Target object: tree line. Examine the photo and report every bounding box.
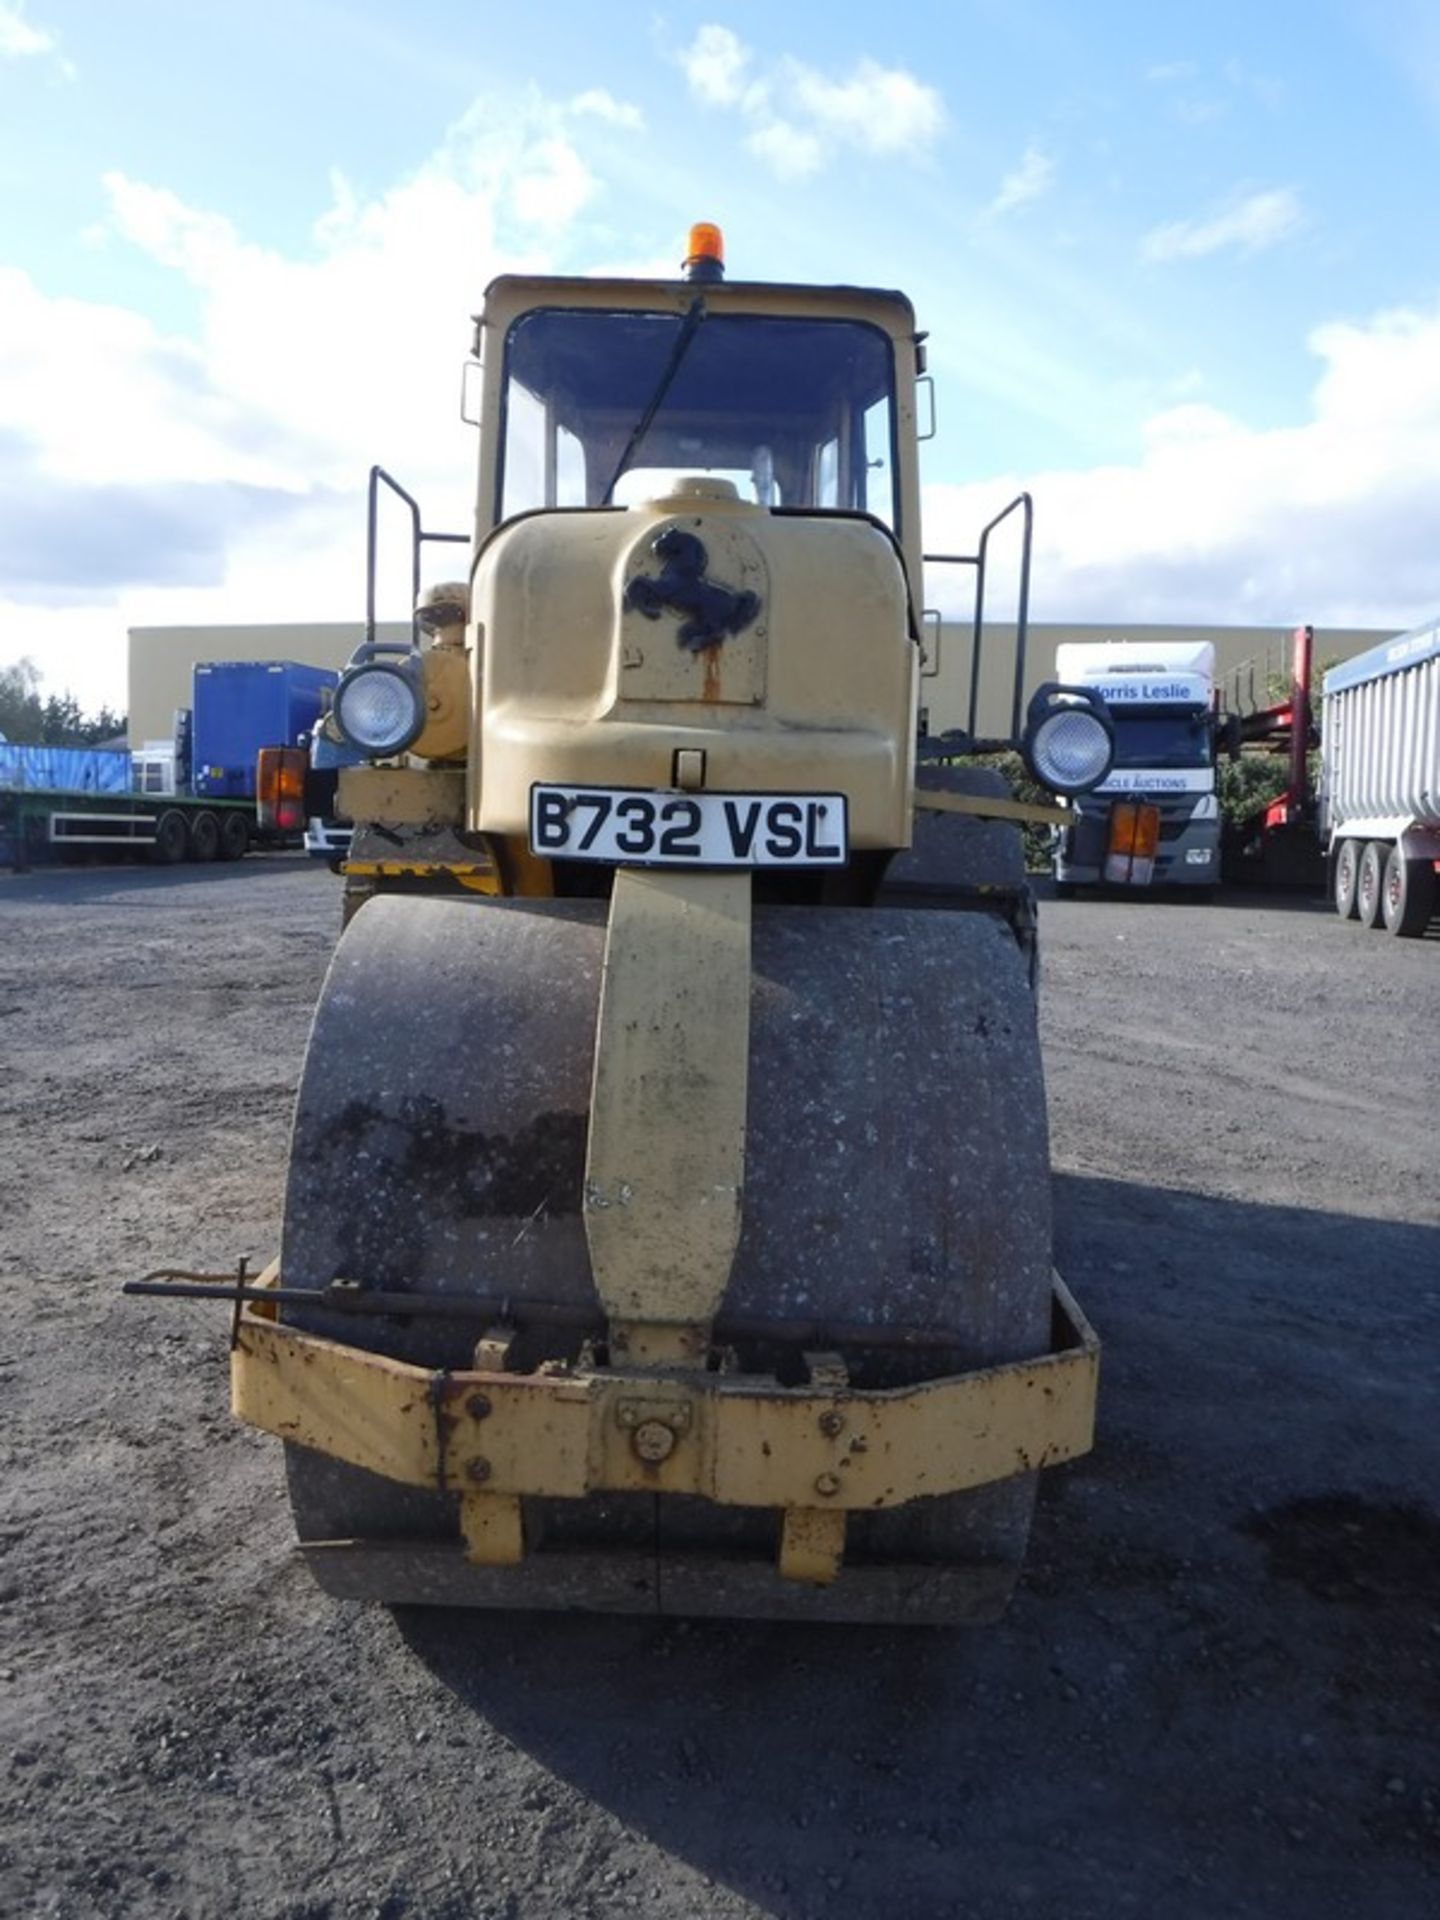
[0,659,126,747]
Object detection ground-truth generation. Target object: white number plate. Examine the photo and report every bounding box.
[530,784,848,868]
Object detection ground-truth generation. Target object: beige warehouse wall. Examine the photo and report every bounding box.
[130,616,1398,752]
[127,623,411,749]
[919,621,1396,740]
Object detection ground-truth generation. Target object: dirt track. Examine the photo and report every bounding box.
[1,858,1437,1920]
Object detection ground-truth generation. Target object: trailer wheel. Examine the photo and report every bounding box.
[217,812,250,862]
[149,809,190,866]
[189,811,220,862]
[1357,840,1389,929]
[1382,846,1436,938]
[1333,838,1361,919]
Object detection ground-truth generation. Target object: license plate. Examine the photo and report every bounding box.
[529,784,848,868]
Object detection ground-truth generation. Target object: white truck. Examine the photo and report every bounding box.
[1323,616,1440,937]
[1052,639,1221,893]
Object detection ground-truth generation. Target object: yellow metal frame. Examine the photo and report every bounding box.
[342,861,501,893]
[231,1266,1098,1584]
[913,790,1072,829]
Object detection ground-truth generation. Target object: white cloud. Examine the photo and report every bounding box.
[745,120,823,182]
[987,146,1054,218]
[681,23,751,106]
[1142,187,1303,261]
[3,53,1434,725]
[102,176,248,285]
[676,26,944,178]
[0,92,615,710]
[788,56,944,155]
[511,136,597,228]
[924,298,1440,631]
[0,1,50,56]
[0,265,275,492]
[93,98,602,489]
[0,1,72,75]
[569,89,644,131]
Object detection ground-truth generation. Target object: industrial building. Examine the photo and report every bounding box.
[129,617,1395,750]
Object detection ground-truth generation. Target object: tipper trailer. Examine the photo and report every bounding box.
[1324,616,1440,937]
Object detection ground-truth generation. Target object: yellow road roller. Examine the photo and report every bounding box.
[171,226,1119,1621]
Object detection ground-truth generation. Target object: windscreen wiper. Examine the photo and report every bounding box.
[599,295,707,506]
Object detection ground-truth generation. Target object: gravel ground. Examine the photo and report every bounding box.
[1,856,1437,1920]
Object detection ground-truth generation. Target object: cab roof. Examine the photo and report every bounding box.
[477,274,919,345]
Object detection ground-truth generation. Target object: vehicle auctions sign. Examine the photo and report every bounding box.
[1096,768,1213,794]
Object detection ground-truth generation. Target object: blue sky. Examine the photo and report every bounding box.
[3,0,1439,709]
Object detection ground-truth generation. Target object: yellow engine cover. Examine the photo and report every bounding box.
[470,479,918,850]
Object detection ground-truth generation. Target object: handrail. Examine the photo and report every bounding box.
[923,491,1034,744]
[365,465,469,653]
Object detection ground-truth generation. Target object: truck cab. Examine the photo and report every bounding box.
[1052,639,1220,891]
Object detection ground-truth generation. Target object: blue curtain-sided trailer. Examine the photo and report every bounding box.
[193,661,337,799]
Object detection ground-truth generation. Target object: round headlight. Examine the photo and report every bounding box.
[1023,693,1115,796]
[334,663,424,757]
